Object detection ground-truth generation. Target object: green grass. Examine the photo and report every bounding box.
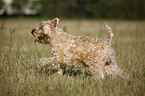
[0,18,145,96]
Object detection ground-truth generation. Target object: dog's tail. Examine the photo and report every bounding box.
[105,25,114,45]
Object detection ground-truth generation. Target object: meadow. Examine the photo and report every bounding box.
[0,18,145,96]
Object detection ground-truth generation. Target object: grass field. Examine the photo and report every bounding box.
[0,18,145,96]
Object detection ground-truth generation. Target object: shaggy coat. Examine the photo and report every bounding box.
[31,18,129,79]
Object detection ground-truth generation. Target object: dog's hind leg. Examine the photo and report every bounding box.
[104,56,130,79]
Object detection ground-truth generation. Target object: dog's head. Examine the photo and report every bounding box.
[31,18,59,44]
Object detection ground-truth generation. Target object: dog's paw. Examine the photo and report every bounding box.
[37,58,47,71]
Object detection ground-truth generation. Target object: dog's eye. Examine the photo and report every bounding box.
[39,27,43,29]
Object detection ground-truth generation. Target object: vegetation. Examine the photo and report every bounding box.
[39,0,145,19]
[1,0,144,19]
[0,18,145,96]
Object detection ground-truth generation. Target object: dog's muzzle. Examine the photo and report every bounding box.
[31,29,36,36]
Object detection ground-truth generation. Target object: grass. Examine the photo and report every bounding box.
[0,18,145,96]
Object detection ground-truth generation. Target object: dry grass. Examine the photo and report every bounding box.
[0,18,145,96]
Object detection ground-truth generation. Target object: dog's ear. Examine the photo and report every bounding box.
[51,18,59,28]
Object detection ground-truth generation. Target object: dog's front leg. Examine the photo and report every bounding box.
[38,57,61,71]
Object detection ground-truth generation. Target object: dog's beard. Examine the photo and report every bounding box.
[34,34,45,42]
[34,35,51,44]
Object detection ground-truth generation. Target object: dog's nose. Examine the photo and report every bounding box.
[31,29,36,36]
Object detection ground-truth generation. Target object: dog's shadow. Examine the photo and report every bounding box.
[37,67,92,77]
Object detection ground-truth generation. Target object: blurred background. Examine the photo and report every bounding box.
[0,0,145,20]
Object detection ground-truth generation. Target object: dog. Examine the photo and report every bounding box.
[31,18,129,79]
